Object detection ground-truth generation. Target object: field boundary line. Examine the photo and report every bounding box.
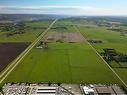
[74,25,127,88]
[0,19,58,84]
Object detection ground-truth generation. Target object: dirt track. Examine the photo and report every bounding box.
[0,43,30,72]
[42,32,84,43]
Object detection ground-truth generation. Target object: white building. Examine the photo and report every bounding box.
[83,86,94,95]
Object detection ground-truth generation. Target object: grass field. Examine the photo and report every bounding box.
[0,21,52,42]
[0,29,43,42]
[26,20,52,27]
[2,19,127,89]
[2,43,119,84]
[79,26,127,85]
[1,21,120,85]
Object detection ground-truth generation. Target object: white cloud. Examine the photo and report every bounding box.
[0,6,126,16]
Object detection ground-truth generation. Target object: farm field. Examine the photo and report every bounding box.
[1,21,120,85]
[2,43,119,84]
[0,20,54,86]
[0,42,30,72]
[0,20,53,74]
[26,20,52,27]
[42,32,84,43]
[0,20,52,42]
[78,26,127,85]
[0,29,42,42]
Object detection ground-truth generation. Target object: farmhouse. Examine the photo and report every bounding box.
[82,86,94,95]
[87,39,103,44]
[36,41,48,49]
[102,48,127,63]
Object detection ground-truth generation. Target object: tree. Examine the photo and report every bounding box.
[48,82,51,86]
[1,23,14,32]
[15,22,26,34]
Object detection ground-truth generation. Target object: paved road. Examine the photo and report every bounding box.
[0,19,58,84]
[74,25,127,88]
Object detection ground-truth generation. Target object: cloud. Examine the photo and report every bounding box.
[0,6,126,16]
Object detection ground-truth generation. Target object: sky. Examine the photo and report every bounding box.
[0,0,127,16]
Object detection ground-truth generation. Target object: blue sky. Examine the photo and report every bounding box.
[0,0,127,16]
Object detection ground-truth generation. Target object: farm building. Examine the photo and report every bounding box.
[82,86,94,95]
[35,87,57,95]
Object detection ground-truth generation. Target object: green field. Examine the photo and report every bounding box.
[1,21,120,85]
[3,42,119,84]
[0,21,52,42]
[2,19,127,88]
[79,26,127,85]
[26,20,52,27]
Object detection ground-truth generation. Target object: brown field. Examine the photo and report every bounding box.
[42,32,84,43]
[0,42,30,72]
